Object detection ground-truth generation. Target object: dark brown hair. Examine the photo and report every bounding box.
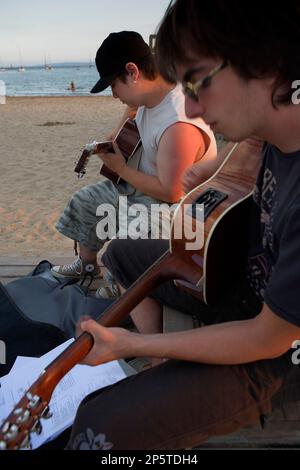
[156,0,300,105]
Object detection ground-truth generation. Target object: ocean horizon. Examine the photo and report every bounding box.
[0,65,112,97]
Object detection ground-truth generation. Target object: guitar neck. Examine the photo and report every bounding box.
[74,118,140,178]
[0,249,199,449]
[41,248,197,384]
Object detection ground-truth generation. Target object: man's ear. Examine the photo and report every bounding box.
[125,62,140,83]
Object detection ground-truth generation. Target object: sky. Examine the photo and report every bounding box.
[0,0,171,66]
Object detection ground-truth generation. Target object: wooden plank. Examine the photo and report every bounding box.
[0,256,75,266]
[0,277,18,285]
[0,266,40,277]
[163,305,194,333]
[0,257,104,267]
[0,273,105,292]
[198,403,300,447]
[0,256,105,291]
[201,422,300,448]
[0,279,102,290]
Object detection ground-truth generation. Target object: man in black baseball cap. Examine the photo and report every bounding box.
[53,30,214,286]
[90,31,152,94]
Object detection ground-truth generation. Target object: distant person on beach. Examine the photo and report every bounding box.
[51,31,217,281]
[68,81,76,92]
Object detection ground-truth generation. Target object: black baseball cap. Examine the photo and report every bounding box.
[90,31,151,94]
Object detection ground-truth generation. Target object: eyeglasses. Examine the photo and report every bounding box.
[183,61,228,102]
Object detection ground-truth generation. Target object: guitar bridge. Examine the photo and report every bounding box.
[192,188,228,220]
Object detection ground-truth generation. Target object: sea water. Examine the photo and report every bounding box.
[0,65,112,97]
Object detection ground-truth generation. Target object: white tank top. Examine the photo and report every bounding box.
[135,84,216,177]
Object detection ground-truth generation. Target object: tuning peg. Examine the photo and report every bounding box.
[26,392,41,409]
[20,434,32,450]
[41,406,53,420]
[0,440,7,450]
[32,419,42,435]
[15,409,30,424]
[1,421,10,433]
[4,424,19,442]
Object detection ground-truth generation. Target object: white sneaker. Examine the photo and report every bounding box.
[51,257,101,280]
[95,270,120,299]
[95,283,120,299]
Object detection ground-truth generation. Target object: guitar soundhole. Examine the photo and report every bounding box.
[192,188,228,221]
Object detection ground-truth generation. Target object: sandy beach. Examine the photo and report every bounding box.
[0,96,126,257]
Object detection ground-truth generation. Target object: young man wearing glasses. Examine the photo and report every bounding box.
[66,2,300,450]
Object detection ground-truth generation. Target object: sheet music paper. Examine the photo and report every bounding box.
[0,339,127,449]
[8,356,34,373]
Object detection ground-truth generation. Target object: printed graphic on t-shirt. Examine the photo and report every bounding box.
[247,165,277,301]
[71,428,113,450]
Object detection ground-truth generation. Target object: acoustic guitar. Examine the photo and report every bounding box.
[74,118,141,184]
[0,142,261,449]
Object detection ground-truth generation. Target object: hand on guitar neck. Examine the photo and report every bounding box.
[76,319,134,366]
[96,141,127,177]
[74,118,141,184]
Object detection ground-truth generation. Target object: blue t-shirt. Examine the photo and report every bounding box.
[247,143,300,326]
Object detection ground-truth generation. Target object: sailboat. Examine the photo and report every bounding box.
[18,49,25,72]
[44,53,52,70]
[0,57,6,72]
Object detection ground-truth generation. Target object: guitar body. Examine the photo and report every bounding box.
[170,142,261,304]
[74,119,141,183]
[203,195,252,304]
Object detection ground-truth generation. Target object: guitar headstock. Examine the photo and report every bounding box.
[74,141,98,178]
[0,383,53,450]
[0,332,94,450]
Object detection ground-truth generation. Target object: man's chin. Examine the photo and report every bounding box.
[216,128,245,143]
